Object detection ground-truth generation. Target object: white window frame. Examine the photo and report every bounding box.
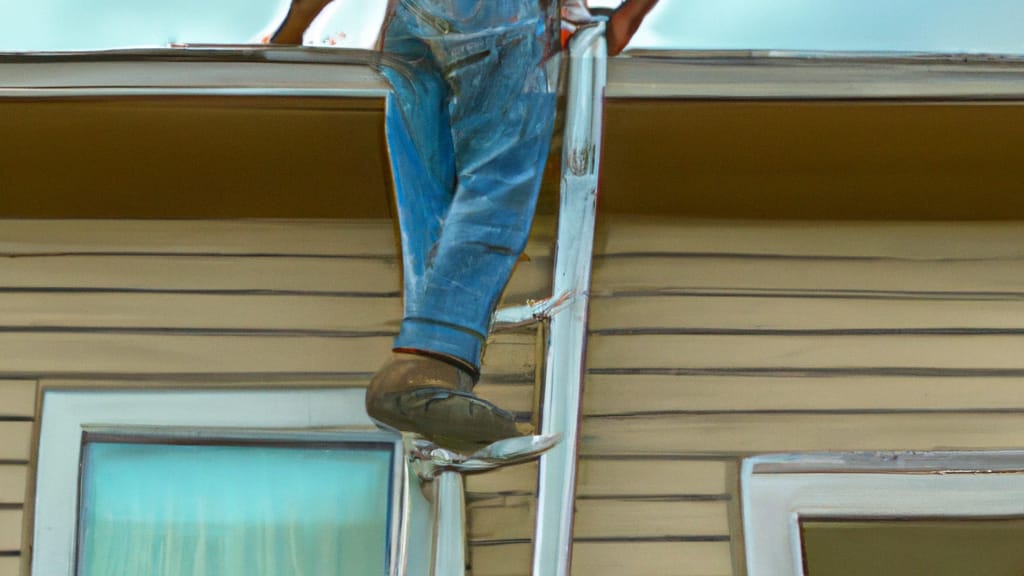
[33,388,431,576]
[741,451,1024,576]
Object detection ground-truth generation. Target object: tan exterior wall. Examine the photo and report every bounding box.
[0,219,548,576]
[5,216,1024,575]
[580,216,1024,576]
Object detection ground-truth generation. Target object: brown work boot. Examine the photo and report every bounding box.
[365,352,527,453]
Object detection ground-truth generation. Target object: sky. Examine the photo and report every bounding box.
[2,0,1024,55]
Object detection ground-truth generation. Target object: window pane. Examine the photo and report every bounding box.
[801,518,1024,576]
[78,441,393,576]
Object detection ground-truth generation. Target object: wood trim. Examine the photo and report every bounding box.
[0,383,35,419]
[0,467,27,505]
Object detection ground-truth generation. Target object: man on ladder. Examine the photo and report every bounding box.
[272,0,660,452]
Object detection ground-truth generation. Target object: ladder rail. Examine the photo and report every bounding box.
[532,22,608,576]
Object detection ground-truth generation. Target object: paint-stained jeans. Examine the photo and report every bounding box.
[380,0,558,371]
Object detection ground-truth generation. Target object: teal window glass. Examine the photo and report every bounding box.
[77,438,394,576]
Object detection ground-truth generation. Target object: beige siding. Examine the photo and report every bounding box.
[585,375,1024,413]
[0,219,548,576]
[570,542,733,576]
[586,217,1024,576]
[471,542,732,576]
[10,217,1024,576]
[0,467,27,505]
[466,459,728,497]
[0,557,19,576]
[0,382,34,419]
[0,424,31,464]
[470,497,729,541]
[0,510,21,554]
[0,333,536,377]
[0,381,35,574]
[0,220,399,256]
[585,413,1024,455]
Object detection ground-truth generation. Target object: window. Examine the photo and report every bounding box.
[741,451,1024,576]
[34,389,432,576]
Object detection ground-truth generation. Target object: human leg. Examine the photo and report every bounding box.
[377,7,456,295]
[369,1,536,450]
[368,0,558,451]
[393,1,559,370]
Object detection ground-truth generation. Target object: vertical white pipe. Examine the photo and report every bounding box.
[432,471,467,576]
[532,22,607,576]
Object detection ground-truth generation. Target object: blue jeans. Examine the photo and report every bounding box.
[380,0,559,372]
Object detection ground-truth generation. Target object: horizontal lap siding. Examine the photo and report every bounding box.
[0,468,27,506]
[19,217,1021,576]
[471,542,732,576]
[0,220,548,380]
[467,458,731,575]
[0,219,550,576]
[0,558,18,576]
[584,217,1024,576]
[0,510,20,554]
[470,498,729,540]
[0,381,34,576]
[0,427,30,462]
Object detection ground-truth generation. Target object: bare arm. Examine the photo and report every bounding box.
[606,0,660,56]
[270,0,336,44]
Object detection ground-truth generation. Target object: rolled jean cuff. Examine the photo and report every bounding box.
[394,317,485,371]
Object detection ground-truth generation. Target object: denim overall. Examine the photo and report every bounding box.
[379,0,559,371]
